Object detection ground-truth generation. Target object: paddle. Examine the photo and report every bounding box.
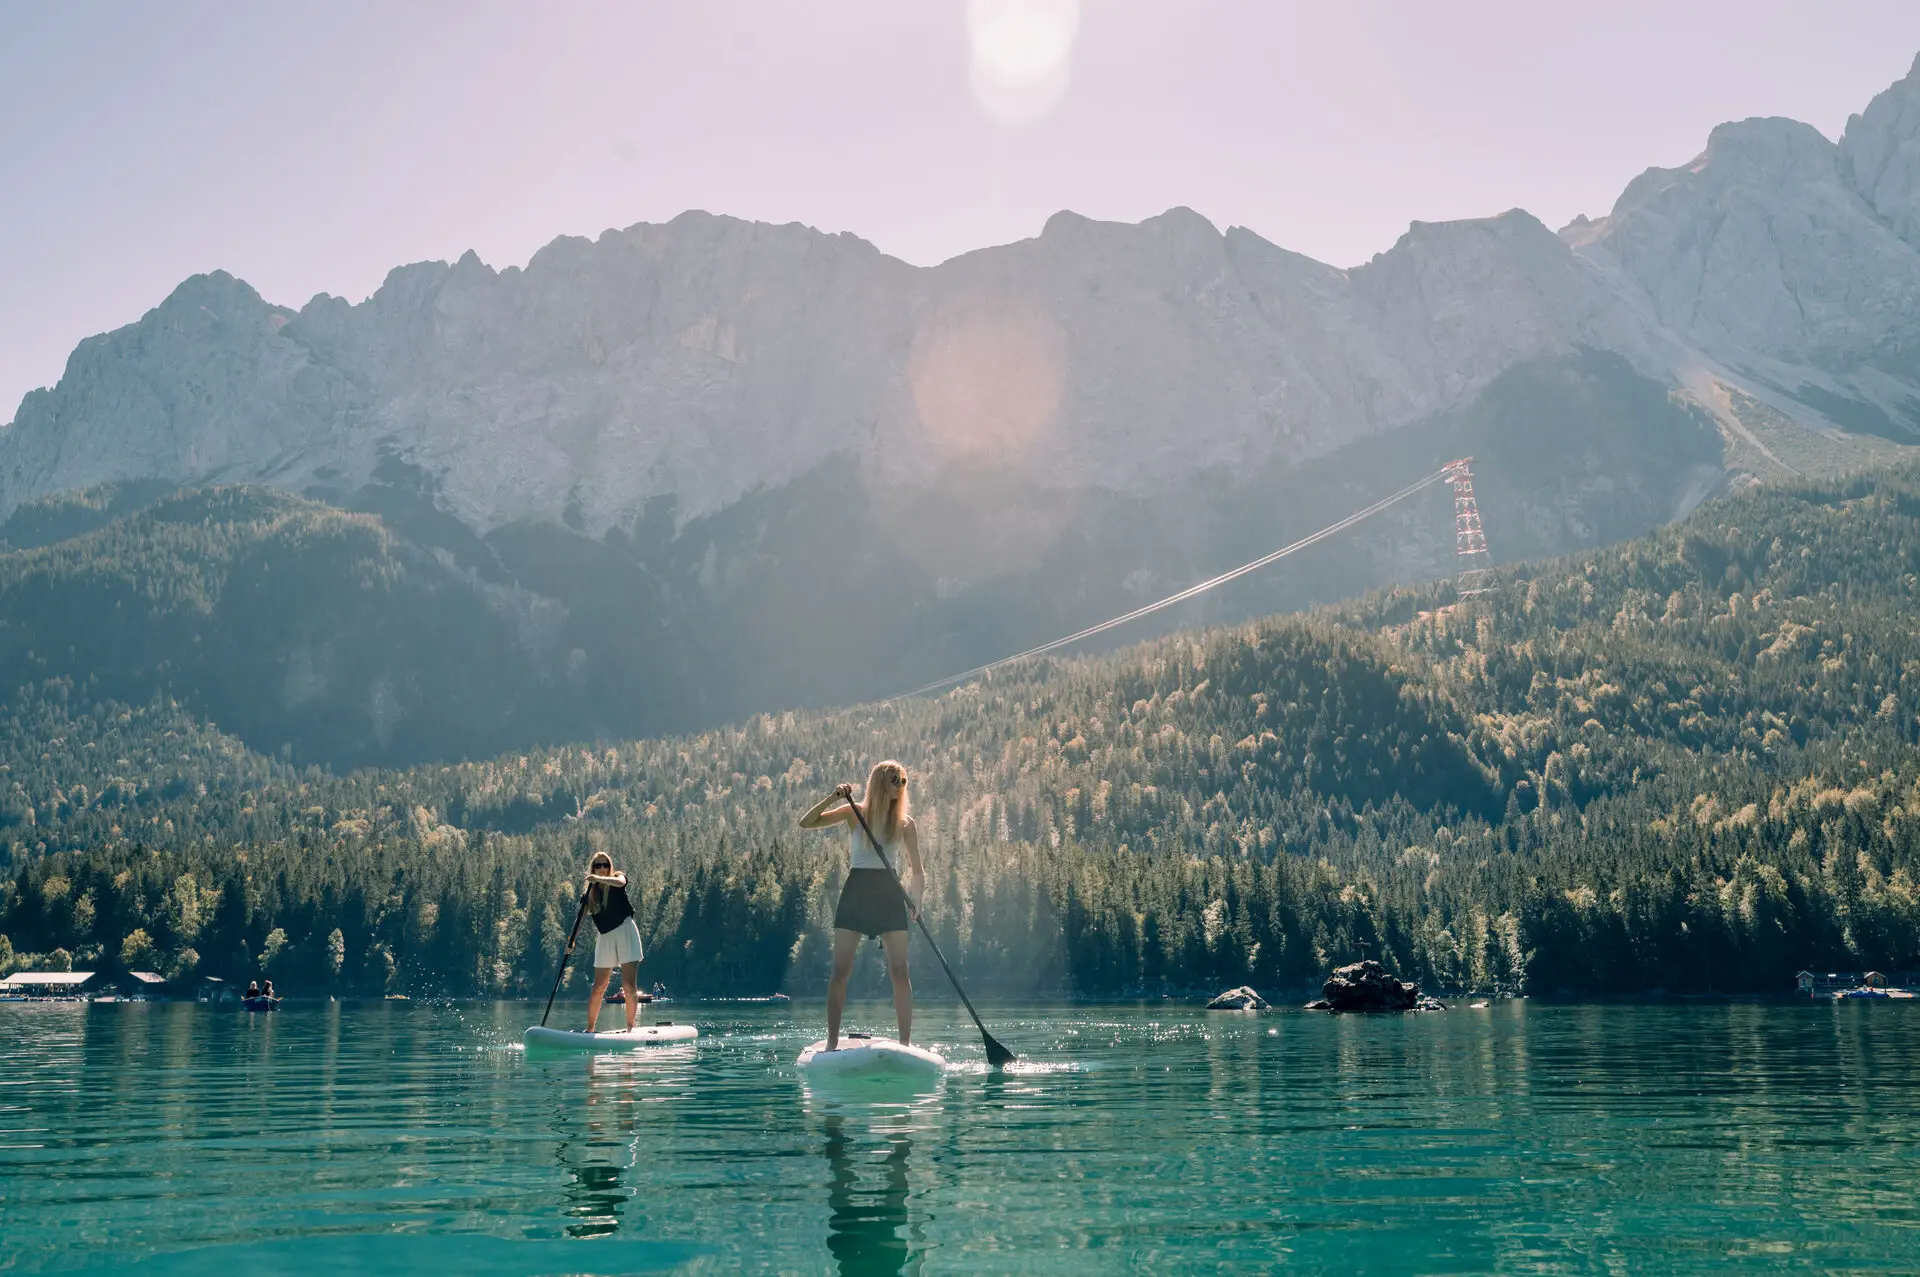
[841,789,1017,1068]
[539,892,591,1028]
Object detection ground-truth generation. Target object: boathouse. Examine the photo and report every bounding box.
[195,975,239,1004]
[1,971,100,999]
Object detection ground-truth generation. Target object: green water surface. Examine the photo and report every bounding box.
[3,1000,1918,1273]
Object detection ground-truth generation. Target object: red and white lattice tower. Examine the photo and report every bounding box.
[1442,457,1494,598]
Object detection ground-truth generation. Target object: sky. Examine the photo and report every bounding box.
[4,0,1920,421]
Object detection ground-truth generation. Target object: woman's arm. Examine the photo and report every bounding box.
[798,784,856,830]
[902,818,926,914]
[584,871,627,887]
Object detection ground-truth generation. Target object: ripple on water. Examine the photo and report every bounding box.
[5,1001,1920,1273]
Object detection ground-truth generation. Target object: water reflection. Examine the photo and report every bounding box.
[555,1053,642,1238]
[821,1112,922,1276]
[562,1156,631,1240]
[13,1003,1920,1272]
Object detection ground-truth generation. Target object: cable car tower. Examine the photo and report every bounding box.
[1443,457,1494,599]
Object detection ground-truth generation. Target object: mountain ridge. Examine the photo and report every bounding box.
[6,56,1920,752]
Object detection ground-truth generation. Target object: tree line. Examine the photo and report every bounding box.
[6,462,1920,996]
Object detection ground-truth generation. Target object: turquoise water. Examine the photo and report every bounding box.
[4,1000,1920,1274]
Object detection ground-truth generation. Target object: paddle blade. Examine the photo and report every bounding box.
[982,1031,1017,1069]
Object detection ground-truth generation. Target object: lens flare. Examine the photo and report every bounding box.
[908,292,1064,465]
[966,0,1080,127]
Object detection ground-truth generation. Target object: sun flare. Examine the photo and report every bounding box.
[966,0,1081,127]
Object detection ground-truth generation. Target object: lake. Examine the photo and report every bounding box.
[4,999,1918,1273]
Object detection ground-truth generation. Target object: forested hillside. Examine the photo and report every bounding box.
[5,463,1920,998]
[0,351,1748,770]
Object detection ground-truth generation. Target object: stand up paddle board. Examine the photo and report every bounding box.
[797,1034,946,1083]
[523,1023,698,1051]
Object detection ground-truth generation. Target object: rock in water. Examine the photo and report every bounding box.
[1316,960,1422,1012]
[1205,986,1270,1010]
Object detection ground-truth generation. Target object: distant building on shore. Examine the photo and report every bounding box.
[1797,969,1919,997]
[1,971,100,999]
[196,975,240,1004]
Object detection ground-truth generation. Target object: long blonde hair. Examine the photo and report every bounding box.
[863,760,909,844]
[587,850,614,915]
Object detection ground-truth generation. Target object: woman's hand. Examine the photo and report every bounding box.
[905,875,926,920]
[800,786,855,829]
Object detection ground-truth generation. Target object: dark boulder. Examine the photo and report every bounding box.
[1314,960,1431,1012]
[1205,985,1270,1010]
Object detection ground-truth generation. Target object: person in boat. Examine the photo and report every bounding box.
[245,981,261,1000]
[262,980,276,1002]
[798,760,925,1051]
[582,850,645,1033]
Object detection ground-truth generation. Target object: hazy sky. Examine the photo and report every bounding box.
[5,1,1920,421]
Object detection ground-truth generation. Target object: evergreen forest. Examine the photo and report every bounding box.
[7,461,1920,1000]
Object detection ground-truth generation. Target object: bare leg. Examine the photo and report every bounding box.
[587,967,612,1032]
[880,930,912,1047]
[827,929,860,1051]
[620,961,640,1031]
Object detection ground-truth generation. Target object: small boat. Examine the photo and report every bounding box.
[242,996,280,1012]
[603,991,653,1006]
[1835,986,1917,1000]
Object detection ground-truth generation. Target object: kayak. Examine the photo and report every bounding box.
[796,1034,946,1084]
[523,1023,698,1051]
[242,996,279,1012]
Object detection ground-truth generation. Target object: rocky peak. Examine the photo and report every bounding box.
[1698,116,1840,180]
[1592,117,1839,244]
[1842,51,1920,249]
[153,269,287,326]
[1574,111,1920,368]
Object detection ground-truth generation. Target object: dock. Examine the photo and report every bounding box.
[1796,970,1920,999]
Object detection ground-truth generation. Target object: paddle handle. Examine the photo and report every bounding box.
[540,893,591,1028]
[846,797,1008,1056]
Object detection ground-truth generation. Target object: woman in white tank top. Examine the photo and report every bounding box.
[798,759,925,1050]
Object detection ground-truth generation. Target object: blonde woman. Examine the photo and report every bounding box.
[583,850,644,1033]
[799,760,925,1050]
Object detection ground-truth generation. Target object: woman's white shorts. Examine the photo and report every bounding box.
[594,917,644,969]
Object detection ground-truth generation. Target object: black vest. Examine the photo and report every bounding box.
[591,883,635,934]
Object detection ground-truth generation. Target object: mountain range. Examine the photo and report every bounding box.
[6,56,1920,764]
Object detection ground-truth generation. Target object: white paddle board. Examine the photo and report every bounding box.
[796,1035,946,1083]
[523,1023,698,1051]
